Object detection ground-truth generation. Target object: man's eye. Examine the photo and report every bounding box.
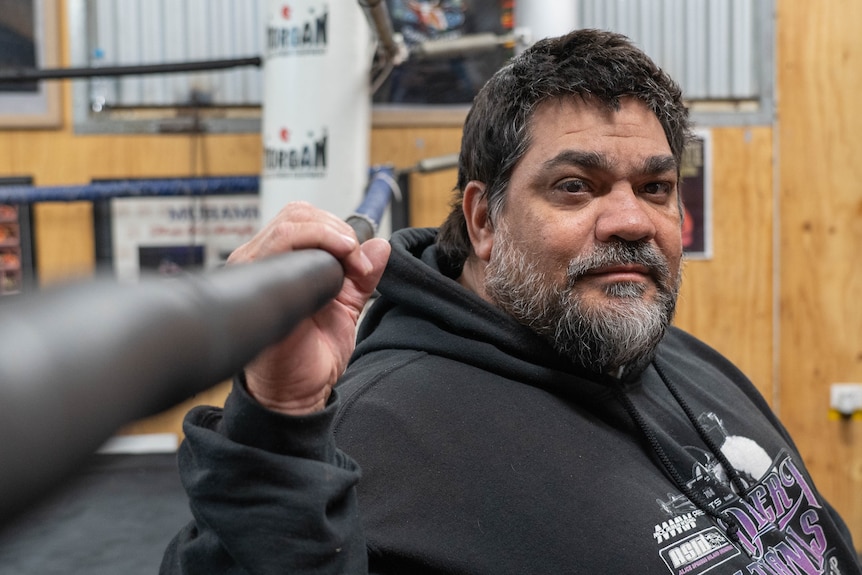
[557,179,589,194]
[643,182,672,196]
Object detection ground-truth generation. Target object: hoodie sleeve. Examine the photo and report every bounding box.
[160,377,368,575]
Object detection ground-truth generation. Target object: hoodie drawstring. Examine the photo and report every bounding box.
[610,359,747,547]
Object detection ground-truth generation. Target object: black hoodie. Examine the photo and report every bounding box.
[162,228,861,575]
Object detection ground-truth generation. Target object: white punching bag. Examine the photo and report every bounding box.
[515,0,578,49]
[260,1,373,222]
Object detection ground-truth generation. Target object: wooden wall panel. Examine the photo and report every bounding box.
[408,169,458,228]
[33,202,96,284]
[369,126,462,169]
[1,131,262,186]
[673,127,775,401]
[777,0,862,545]
[369,126,462,229]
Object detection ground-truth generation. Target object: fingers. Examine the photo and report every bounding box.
[235,206,392,416]
[362,237,392,270]
[348,237,391,296]
[227,202,376,275]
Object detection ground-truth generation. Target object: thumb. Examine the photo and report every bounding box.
[355,237,391,296]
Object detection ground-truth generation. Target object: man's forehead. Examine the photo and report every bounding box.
[523,97,674,166]
[532,93,646,116]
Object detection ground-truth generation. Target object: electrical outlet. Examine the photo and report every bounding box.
[830,383,862,417]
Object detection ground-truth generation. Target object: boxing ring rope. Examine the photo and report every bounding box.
[0,167,395,529]
[0,57,263,84]
[0,175,260,203]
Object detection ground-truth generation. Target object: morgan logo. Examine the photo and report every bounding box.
[267,5,328,56]
[264,128,327,178]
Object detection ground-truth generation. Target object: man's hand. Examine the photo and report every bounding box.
[227,201,391,415]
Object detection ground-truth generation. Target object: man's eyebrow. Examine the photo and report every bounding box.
[542,150,610,171]
[641,154,678,175]
[542,150,678,175]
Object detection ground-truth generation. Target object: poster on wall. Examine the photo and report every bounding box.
[680,129,712,260]
[111,195,260,282]
[373,0,515,108]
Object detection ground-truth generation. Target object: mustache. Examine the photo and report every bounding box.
[566,241,672,289]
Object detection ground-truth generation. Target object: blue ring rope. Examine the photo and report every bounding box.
[0,176,260,204]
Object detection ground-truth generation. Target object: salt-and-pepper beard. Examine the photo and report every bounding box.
[484,221,682,376]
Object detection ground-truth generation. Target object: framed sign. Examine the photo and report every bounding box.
[0,0,62,128]
[110,195,260,282]
[681,129,713,260]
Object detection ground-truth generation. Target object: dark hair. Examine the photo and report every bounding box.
[436,28,691,271]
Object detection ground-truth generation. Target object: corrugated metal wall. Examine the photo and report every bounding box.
[579,0,758,99]
[88,0,266,107]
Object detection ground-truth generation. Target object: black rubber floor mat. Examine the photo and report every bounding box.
[0,454,191,575]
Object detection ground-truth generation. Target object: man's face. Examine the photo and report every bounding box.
[481,96,684,374]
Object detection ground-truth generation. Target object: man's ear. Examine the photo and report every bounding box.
[462,180,494,262]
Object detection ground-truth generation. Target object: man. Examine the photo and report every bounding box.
[162,29,861,574]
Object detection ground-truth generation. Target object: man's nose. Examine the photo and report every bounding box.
[594,185,657,243]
